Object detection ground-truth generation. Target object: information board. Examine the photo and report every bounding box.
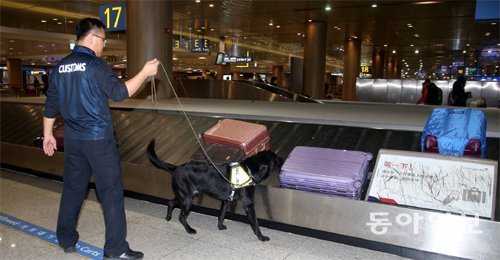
[366,149,497,219]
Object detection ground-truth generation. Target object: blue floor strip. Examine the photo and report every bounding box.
[0,212,103,259]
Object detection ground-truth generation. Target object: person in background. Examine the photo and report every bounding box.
[43,18,159,260]
[33,77,41,90]
[41,73,49,95]
[270,76,278,86]
[416,79,431,105]
[416,79,441,105]
[451,76,470,107]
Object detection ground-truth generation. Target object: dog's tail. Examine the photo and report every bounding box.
[147,139,177,173]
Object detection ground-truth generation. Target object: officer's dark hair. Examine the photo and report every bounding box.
[76,18,105,41]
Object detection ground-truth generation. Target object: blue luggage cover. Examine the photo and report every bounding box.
[421,108,487,158]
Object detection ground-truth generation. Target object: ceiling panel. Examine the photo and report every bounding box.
[0,0,498,76]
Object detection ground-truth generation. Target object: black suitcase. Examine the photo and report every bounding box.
[191,142,246,165]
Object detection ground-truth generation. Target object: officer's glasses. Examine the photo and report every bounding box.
[91,33,107,45]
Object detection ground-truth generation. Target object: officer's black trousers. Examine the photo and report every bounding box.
[56,138,130,255]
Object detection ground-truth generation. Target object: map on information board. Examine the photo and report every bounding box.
[366,149,497,219]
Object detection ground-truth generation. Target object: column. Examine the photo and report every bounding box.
[272,65,283,87]
[290,57,303,93]
[302,16,327,99]
[372,47,385,79]
[127,0,173,99]
[6,58,22,86]
[385,56,394,79]
[392,58,400,79]
[342,38,361,101]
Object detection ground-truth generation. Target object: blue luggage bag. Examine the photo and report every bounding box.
[421,108,487,158]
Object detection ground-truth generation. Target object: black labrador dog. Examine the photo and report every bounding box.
[147,139,282,241]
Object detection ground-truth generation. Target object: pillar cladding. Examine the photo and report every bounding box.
[372,47,385,79]
[392,57,400,79]
[342,38,361,101]
[127,0,173,99]
[303,21,327,99]
[6,58,22,85]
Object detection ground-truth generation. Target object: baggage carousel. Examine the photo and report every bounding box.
[1,91,499,259]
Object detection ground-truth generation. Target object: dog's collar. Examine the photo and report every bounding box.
[229,162,255,189]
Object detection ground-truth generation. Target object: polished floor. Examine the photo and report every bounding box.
[0,168,410,260]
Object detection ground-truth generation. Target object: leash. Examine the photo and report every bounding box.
[151,77,158,105]
[153,61,256,188]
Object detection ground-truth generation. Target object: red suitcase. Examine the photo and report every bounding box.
[191,142,246,165]
[203,119,270,156]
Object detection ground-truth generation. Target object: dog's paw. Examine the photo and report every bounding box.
[165,216,172,221]
[258,235,270,242]
[218,224,227,230]
[187,228,197,234]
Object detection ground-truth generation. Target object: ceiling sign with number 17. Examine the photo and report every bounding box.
[99,2,126,32]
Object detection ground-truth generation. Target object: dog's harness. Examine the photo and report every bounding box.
[228,162,256,201]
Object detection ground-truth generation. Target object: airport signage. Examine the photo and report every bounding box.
[361,66,371,73]
[223,56,253,63]
[191,39,210,53]
[174,39,190,50]
[173,39,211,53]
[99,2,126,32]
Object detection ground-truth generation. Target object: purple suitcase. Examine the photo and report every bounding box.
[279,146,373,199]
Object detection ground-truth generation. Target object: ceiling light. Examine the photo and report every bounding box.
[383,44,387,47]
[371,4,377,8]
[413,1,441,5]
[488,50,492,53]
[201,26,206,29]
[463,50,467,53]
[308,19,312,22]
[195,0,201,3]
[415,50,419,54]
[68,20,73,23]
[198,57,207,60]
[57,22,62,25]
[41,20,47,23]
[53,18,58,21]
[497,43,500,46]
[269,22,273,26]
[485,32,491,36]
[414,34,419,37]
[325,6,331,11]
[210,28,215,31]
[410,44,414,47]
[407,24,413,27]
[209,4,214,7]
[172,57,178,60]
[9,40,14,42]
[352,35,358,39]
[276,25,280,28]
[297,33,301,35]
[466,43,470,46]
[392,50,396,54]
[491,22,497,25]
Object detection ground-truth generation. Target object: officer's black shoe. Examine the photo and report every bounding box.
[103,249,144,260]
[61,246,76,253]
